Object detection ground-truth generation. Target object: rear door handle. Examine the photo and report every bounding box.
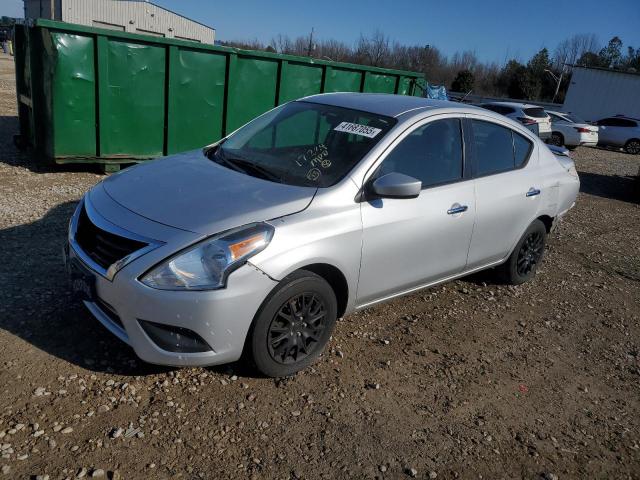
[447,204,468,215]
[526,188,541,197]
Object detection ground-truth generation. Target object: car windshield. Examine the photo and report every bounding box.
[208,101,396,188]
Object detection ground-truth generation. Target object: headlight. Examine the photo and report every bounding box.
[140,223,274,290]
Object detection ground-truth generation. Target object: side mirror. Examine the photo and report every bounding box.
[370,172,422,199]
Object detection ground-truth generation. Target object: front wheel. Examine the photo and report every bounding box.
[624,139,640,155]
[248,270,337,377]
[497,219,547,285]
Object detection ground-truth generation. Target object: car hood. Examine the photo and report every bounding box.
[102,149,317,235]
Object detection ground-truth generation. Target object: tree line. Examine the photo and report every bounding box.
[219,31,640,103]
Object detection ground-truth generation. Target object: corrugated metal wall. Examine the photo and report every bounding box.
[563,67,640,121]
[25,0,215,43]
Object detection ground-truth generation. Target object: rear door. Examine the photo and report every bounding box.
[465,117,541,268]
[597,118,623,145]
[357,116,475,305]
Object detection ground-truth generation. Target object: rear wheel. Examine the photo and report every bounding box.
[249,270,337,377]
[497,219,547,285]
[549,132,564,147]
[624,139,640,155]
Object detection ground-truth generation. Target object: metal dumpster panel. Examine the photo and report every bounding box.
[47,32,96,157]
[99,38,165,157]
[167,47,226,154]
[324,68,362,93]
[364,72,397,94]
[279,62,323,104]
[226,56,279,133]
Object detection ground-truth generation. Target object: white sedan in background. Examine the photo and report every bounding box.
[547,110,599,149]
[480,102,552,140]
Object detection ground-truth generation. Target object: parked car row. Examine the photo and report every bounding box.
[480,102,640,155]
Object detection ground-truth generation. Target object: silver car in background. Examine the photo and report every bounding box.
[594,115,640,154]
[65,93,580,377]
[547,110,599,149]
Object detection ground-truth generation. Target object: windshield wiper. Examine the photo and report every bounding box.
[209,147,284,183]
[224,155,284,183]
[208,147,248,175]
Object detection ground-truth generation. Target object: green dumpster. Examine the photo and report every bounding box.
[13,19,426,171]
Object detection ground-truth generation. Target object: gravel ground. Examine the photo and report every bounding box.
[1,53,639,480]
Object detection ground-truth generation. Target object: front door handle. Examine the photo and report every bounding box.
[526,188,541,197]
[447,203,468,215]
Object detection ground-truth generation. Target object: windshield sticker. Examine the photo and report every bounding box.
[334,122,382,138]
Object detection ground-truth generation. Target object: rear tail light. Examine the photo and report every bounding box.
[574,127,591,133]
[517,117,537,125]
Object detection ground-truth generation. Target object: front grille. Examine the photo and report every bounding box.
[75,205,147,270]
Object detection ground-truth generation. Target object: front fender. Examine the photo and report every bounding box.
[249,207,362,315]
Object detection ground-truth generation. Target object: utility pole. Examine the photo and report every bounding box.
[307,27,314,57]
[545,54,568,103]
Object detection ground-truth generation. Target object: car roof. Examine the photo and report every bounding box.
[484,101,542,109]
[612,114,640,121]
[300,92,469,118]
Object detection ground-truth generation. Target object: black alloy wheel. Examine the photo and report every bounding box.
[625,139,640,155]
[497,219,547,285]
[248,270,338,377]
[267,292,328,364]
[516,230,544,277]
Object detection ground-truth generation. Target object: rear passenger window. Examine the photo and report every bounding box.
[376,118,463,188]
[513,132,532,167]
[472,120,532,175]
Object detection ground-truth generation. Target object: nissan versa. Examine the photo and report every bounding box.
[65,93,580,377]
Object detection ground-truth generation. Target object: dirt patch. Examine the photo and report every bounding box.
[1,53,639,479]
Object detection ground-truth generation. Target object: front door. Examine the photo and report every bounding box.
[357,117,475,306]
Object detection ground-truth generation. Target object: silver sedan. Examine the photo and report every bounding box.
[65,93,580,377]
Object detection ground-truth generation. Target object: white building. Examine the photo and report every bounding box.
[23,0,215,43]
[563,66,640,121]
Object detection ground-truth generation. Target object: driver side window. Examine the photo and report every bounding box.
[376,118,464,188]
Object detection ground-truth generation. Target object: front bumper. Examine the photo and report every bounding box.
[65,190,279,367]
[68,243,277,366]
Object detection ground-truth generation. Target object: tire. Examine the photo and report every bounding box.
[497,219,547,285]
[248,270,338,377]
[550,132,564,147]
[624,139,640,155]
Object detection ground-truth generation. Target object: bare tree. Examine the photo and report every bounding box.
[553,33,600,70]
[317,39,353,62]
[270,34,294,54]
[356,30,391,67]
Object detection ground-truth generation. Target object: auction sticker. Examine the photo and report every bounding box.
[334,122,382,138]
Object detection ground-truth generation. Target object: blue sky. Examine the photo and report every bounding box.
[3,0,640,63]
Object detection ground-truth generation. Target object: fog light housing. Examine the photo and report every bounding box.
[138,320,212,353]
